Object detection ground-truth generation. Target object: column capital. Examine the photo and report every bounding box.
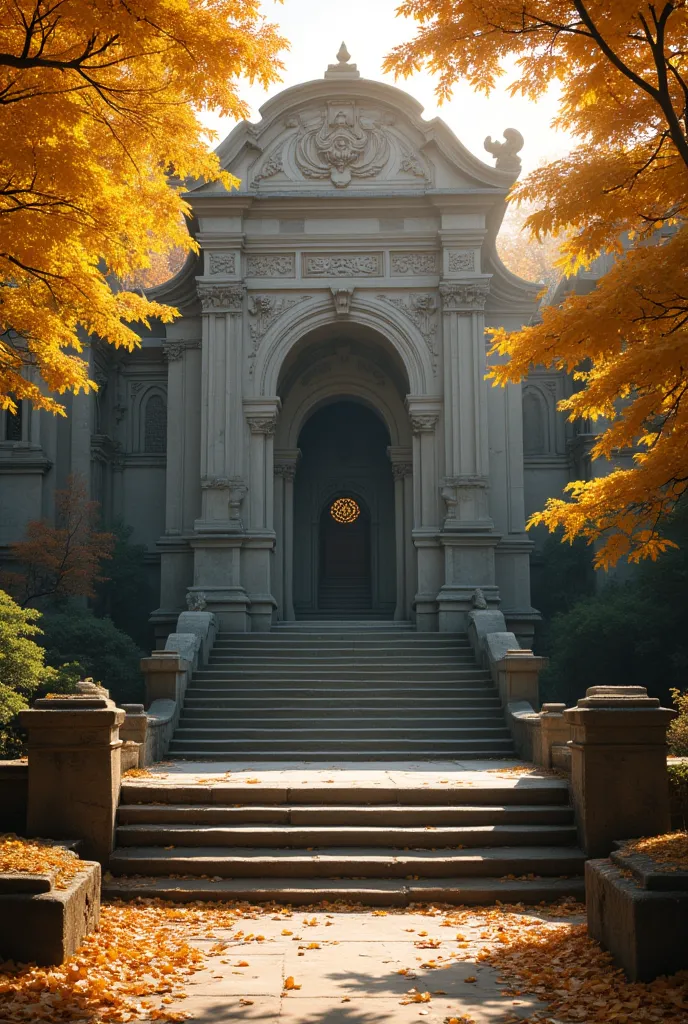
[162,339,201,361]
[197,282,245,313]
[406,396,442,435]
[274,447,301,480]
[387,445,412,480]
[439,279,490,312]
[244,396,281,436]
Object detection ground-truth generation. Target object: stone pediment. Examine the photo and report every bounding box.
[250,99,431,190]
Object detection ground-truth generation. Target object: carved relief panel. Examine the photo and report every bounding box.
[250,101,433,190]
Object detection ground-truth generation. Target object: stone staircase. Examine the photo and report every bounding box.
[315,577,374,618]
[105,777,586,905]
[167,623,515,761]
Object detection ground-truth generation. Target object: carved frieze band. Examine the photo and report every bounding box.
[247,294,311,377]
[162,339,201,362]
[208,252,236,275]
[246,414,278,436]
[439,281,490,312]
[377,293,438,375]
[197,283,245,313]
[391,252,438,275]
[246,254,296,278]
[447,249,476,273]
[303,253,382,277]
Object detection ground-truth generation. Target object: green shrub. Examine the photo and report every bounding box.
[39,604,144,705]
[668,689,688,757]
[668,761,688,831]
[94,519,154,649]
[0,589,62,757]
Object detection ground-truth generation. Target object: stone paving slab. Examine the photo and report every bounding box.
[134,909,564,1023]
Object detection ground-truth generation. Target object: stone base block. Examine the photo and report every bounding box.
[0,861,100,965]
[586,858,688,981]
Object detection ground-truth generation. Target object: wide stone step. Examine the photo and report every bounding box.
[172,726,511,740]
[108,844,586,879]
[119,781,571,807]
[182,694,502,706]
[168,736,515,753]
[102,874,585,906]
[208,654,479,663]
[115,822,578,849]
[117,802,575,827]
[179,711,507,724]
[166,747,516,760]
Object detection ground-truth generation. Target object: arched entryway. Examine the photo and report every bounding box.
[293,401,395,619]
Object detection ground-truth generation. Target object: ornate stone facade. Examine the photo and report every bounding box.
[5,47,591,644]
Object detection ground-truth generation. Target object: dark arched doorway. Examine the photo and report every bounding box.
[293,400,395,619]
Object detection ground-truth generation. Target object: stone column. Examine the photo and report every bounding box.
[564,686,675,858]
[407,401,442,631]
[274,449,300,621]
[243,399,281,631]
[437,280,501,631]
[19,696,125,864]
[388,446,412,621]
[191,283,250,630]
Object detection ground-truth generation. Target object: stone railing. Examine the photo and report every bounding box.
[119,609,217,766]
[466,607,572,767]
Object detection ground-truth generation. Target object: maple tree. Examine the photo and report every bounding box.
[0,0,286,415]
[386,2,688,566]
[2,475,114,606]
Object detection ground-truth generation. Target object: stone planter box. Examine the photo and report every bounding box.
[0,861,100,965]
[586,847,688,981]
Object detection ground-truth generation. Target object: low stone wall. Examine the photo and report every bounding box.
[0,862,100,965]
[0,761,28,834]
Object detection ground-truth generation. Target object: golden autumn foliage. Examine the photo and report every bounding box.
[386,2,688,566]
[0,0,286,415]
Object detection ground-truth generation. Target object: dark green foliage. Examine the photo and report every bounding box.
[94,519,154,649]
[38,604,144,705]
[539,502,688,707]
[668,761,688,830]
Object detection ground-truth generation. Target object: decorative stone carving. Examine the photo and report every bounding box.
[246,254,295,278]
[440,475,490,525]
[391,252,437,275]
[247,294,310,376]
[324,41,360,79]
[130,381,145,395]
[186,591,208,611]
[304,253,382,277]
[201,476,231,490]
[447,249,476,273]
[410,414,438,434]
[378,293,438,375]
[274,461,298,481]
[197,283,245,313]
[471,587,488,610]
[295,101,390,188]
[252,142,284,184]
[246,414,277,436]
[391,461,412,481]
[331,286,354,315]
[208,252,236,275]
[439,281,490,312]
[162,342,184,362]
[399,142,428,179]
[484,129,524,172]
[201,477,247,524]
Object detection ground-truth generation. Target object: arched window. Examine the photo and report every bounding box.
[144,394,167,453]
[5,404,22,441]
[523,388,549,455]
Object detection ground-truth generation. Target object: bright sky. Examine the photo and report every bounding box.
[199,0,573,176]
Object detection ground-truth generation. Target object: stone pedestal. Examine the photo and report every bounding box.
[19,697,126,864]
[564,686,675,858]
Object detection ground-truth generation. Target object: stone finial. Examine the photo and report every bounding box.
[484,128,524,172]
[325,41,360,79]
[186,590,207,612]
[471,587,488,610]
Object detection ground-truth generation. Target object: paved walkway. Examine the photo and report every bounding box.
[147,905,577,1023]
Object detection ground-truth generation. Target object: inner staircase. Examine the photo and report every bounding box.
[166,622,515,761]
[105,621,586,905]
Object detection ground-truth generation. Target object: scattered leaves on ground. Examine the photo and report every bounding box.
[619,830,688,871]
[0,835,85,890]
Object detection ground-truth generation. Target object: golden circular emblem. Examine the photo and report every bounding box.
[330,497,360,524]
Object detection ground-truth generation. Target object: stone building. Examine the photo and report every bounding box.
[0,49,598,642]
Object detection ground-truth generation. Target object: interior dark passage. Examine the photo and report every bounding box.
[293,400,395,619]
